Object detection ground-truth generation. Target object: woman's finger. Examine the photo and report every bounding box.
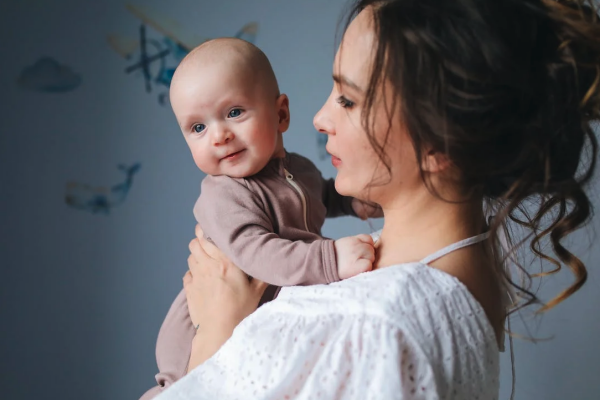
[198,234,229,262]
[188,246,209,277]
[183,270,192,286]
[189,238,199,254]
[190,236,228,278]
[195,223,230,262]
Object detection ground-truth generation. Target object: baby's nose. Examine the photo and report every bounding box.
[213,128,234,146]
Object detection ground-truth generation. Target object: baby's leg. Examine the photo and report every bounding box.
[139,289,195,400]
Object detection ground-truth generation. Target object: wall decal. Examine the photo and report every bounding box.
[65,163,141,214]
[108,3,259,105]
[18,56,81,93]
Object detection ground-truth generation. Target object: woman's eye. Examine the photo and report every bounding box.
[193,124,206,133]
[336,96,355,108]
[228,109,243,118]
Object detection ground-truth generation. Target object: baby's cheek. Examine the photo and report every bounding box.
[194,157,217,175]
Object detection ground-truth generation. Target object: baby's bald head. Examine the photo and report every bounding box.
[171,38,280,100]
[168,37,290,179]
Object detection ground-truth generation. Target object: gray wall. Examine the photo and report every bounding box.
[0,1,597,399]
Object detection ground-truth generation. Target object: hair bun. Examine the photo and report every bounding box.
[543,0,600,114]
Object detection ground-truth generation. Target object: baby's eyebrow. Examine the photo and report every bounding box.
[333,74,363,93]
[178,115,199,130]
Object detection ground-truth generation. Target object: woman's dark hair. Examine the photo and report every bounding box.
[341,0,600,312]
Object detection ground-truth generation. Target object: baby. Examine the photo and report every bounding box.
[169,37,381,291]
[136,38,383,399]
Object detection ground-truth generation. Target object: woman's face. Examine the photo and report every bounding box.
[313,8,421,207]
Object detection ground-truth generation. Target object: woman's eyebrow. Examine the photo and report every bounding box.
[333,74,364,93]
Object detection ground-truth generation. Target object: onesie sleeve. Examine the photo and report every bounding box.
[194,175,340,286]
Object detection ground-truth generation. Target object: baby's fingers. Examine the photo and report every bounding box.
[355,258,374,274]
[361,244,376,262]
[355,233,374,246]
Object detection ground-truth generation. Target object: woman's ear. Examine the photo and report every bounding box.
[421,148,452,173]
[276,94,290,133]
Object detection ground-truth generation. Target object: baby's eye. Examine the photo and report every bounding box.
[193,123,206,133]
[228,109,243,118]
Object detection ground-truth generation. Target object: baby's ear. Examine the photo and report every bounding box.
[276,94,290,133]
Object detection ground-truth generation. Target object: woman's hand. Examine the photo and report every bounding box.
[183,224,268,371]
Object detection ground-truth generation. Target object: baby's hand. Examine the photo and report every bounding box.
[334,234,376,280]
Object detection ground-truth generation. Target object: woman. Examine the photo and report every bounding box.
[147,0,600,398]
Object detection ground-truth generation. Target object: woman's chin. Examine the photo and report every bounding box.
[335,175,381,204]
[334,176,357,198]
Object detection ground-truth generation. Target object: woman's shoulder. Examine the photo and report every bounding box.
[280,261,497,337]
[358,262,498,324]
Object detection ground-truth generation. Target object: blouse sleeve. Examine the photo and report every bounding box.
[151,315,441,399]
[323,322,440,399]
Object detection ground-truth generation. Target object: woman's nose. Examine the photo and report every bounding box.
[313,104,334,136]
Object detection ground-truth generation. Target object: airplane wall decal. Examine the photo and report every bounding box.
[108,4,258,105]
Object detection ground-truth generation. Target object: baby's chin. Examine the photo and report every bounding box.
[213,161,268,179]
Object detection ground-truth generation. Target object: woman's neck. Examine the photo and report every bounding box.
[374,189,485,270]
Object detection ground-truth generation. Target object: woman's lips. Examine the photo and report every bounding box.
[331,155,342,167]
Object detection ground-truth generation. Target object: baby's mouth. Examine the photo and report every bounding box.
[221,149,246,161]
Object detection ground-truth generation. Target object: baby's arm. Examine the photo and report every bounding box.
[322,177,383,219]
[196,176,340,286]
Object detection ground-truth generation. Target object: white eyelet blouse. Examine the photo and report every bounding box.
[157,232,501,400]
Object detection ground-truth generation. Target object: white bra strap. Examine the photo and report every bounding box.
[420,231,491,265]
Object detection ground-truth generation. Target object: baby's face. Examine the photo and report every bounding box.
[170,63,285,178]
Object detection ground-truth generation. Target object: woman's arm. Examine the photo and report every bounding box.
[183,225,268,372]
[187,325,236,371]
